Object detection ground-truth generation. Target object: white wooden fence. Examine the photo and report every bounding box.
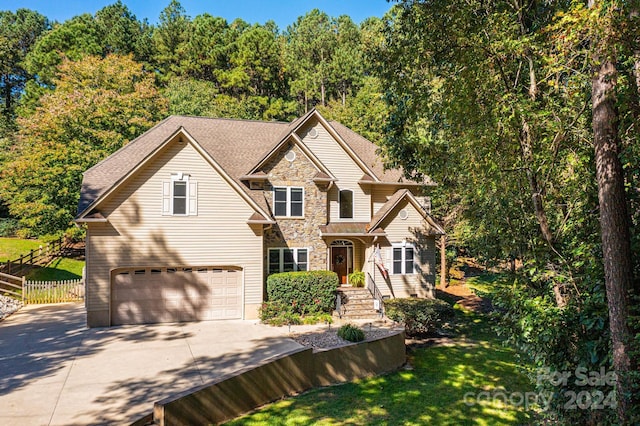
[22,279,84,304]
[0,274,85,304]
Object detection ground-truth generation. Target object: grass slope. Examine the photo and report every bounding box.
[0,237,43,262]
[225,299,533,425]
[26,258,84,281]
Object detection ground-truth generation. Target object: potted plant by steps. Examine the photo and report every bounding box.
[348,271,365,287]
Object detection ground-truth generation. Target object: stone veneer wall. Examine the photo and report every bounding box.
[262,142,328,272]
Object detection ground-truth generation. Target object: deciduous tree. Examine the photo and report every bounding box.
[0,54,167,236]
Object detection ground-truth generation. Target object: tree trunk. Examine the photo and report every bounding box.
[520,117,566,308]
[440,235,448,288]
[591,55,634,424]
[587,1,636,417]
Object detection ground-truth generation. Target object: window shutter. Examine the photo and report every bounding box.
[386,248,392,268]
[188,181,198,215]
[162,181,171,215]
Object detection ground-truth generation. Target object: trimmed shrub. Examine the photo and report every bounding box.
[337,323,365,342]
[384,298,455,337]
[266,270,339,315]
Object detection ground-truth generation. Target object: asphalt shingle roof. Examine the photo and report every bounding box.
[77,111,429,218]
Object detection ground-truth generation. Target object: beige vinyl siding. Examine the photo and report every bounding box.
[300,121,371,222]
[372,187,399,213]
[85,137,263,326]
[353,240,364,273]
[373,200,436,298]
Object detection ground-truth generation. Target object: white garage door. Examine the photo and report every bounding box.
[111,267,242,325]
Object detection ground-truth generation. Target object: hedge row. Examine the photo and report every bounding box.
[265,270,339,316]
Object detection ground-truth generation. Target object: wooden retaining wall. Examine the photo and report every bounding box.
[151,331,406,426]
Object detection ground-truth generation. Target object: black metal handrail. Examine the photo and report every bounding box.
[367,272,384,317]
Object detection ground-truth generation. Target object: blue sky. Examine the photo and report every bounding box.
[2,1,393,30]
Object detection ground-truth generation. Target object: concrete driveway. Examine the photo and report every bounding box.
[0,303,307,425]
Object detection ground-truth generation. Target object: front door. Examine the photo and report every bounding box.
[332,247,348,285]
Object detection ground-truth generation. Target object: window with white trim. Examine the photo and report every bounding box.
[268,248,308,274]
[392,243,415,275]
[273,186,304,217]
[339,189,353,219]
[162,173,198,216]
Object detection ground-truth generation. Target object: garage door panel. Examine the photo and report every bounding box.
[112,267,242,325]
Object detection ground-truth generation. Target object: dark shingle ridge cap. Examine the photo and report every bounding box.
[168,114,290,125]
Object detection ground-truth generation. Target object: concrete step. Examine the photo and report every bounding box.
[341,302,376,310]
[337,287,380,320]
[343,311,379,319]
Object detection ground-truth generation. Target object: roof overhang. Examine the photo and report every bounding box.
[357,174,436,187]
[76,126,275,223]
[75,211,108,223]
[245,128,335,181]
[319,222,386,238]
[239,171,268,182]
[76,126,187,221]
[368,189,445,236]
[246,212,276,225]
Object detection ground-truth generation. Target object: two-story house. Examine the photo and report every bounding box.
[76,110,444,327]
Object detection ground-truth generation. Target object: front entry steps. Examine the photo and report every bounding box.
[336,286,381,320]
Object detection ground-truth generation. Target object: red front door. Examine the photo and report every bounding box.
[332,247,348,285]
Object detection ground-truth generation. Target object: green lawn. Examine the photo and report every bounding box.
[224,302,535,425]
[26,258,84,281]
[0,237,43,262]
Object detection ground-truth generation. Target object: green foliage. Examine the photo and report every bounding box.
[227,307,533,425]
[0,218,19,237]
[384,298,454,337]
[266,270,338,316]
[153,0,193,82]
[0,54,167,236]
[317,76,388,143]
[285,10,366,112]
[26,258,84,281]
[347,271,365,287]
[0,9,49,119]
[24,14,103,87]
[258,302,302,326]
[302,313,333,325]
[259,301,333,326]
[337,323,365,342]
[164,77,298,121]
[478,274,617,424]
[377,3,640,419]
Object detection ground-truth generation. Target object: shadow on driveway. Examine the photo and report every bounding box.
[0,303,306,425]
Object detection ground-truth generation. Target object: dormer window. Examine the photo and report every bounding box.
[273,187,304,217]
[339,189,353,219]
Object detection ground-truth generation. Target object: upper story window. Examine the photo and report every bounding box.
[162,173,197,216]
[339,189,353,219]
[273,186,304,217]
[392,243,415,275]
[173,180,187,214]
